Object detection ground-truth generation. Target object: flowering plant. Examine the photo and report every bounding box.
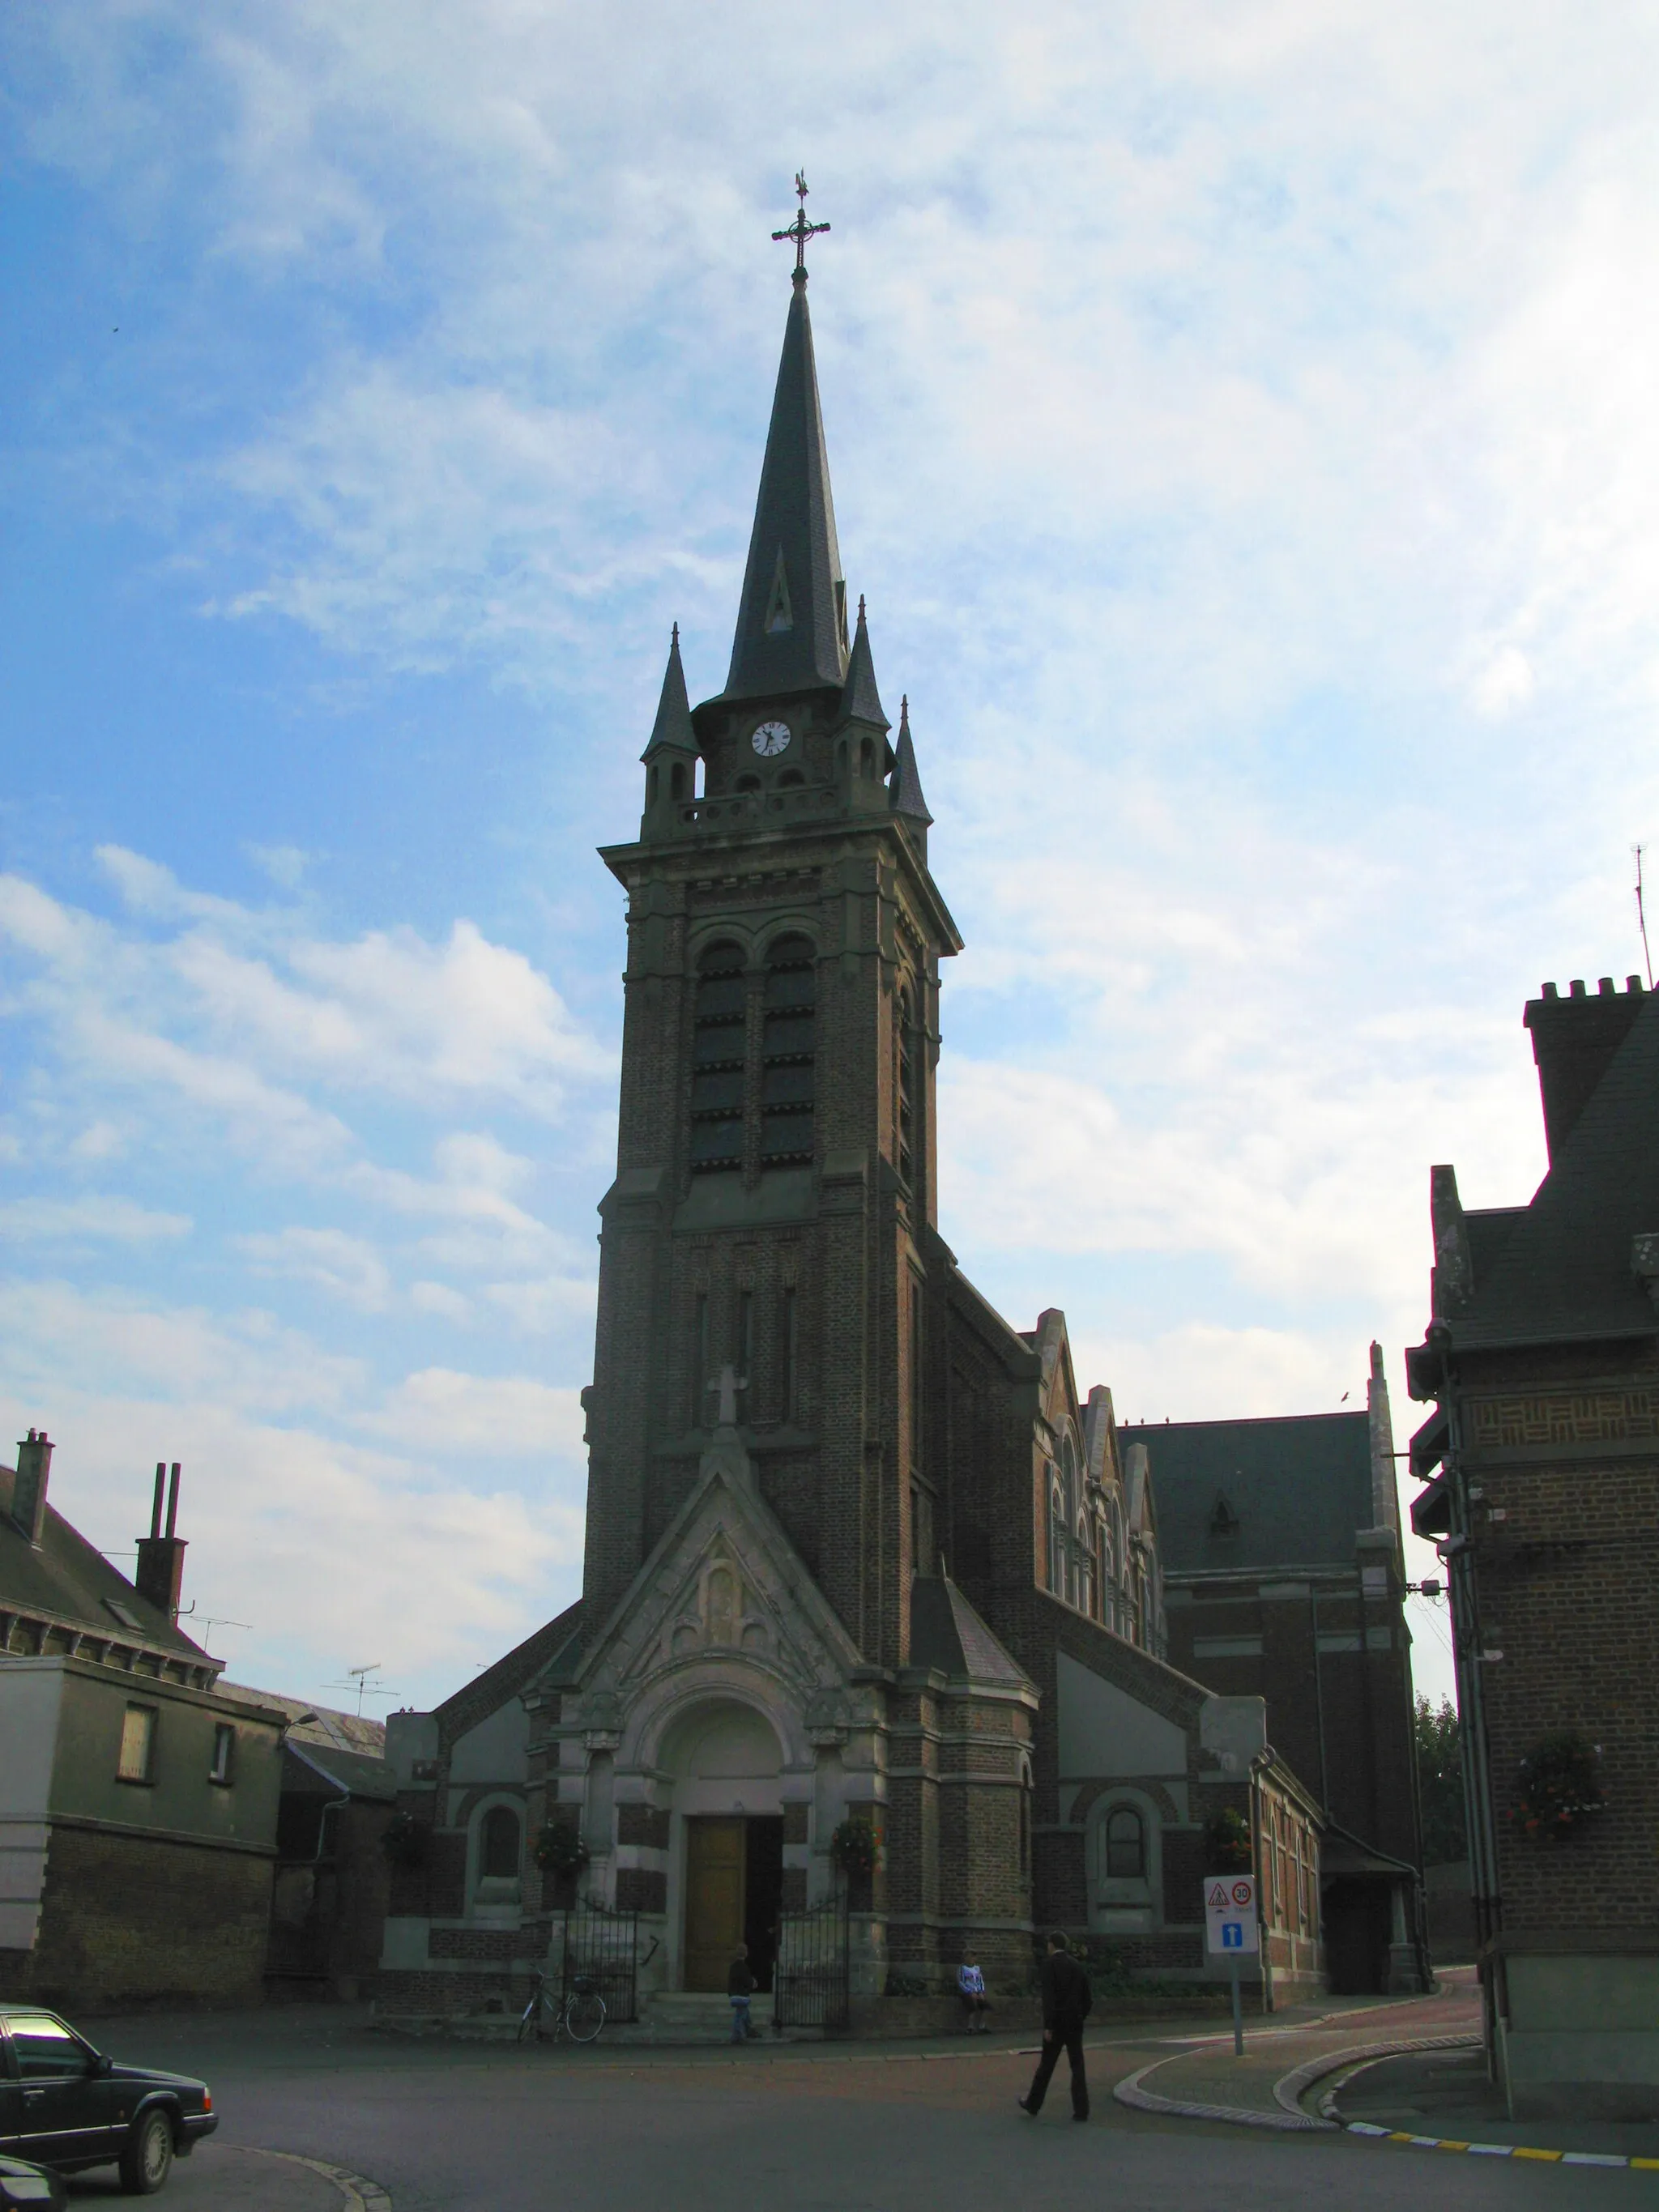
[534,1823,591,1877]
[1510,1733,1606,1839]
[380,1811,429,1869]
[830,1818,879,1880]
[1204,1808,1253,1872]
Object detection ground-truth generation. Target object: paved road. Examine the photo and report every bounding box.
[61,1999,1639,2212]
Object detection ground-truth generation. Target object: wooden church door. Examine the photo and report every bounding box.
[684,1817,745,1990]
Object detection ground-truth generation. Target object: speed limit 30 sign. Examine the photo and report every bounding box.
[1204,1875,1260,1956]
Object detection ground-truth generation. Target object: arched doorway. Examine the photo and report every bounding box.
[660,1699,785,1993]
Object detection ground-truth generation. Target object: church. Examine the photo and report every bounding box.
[377,237,1334,2031]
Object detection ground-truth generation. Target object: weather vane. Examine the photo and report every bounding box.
[772,171,830,276]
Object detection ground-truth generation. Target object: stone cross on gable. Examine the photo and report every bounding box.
[706,1363,748,1429]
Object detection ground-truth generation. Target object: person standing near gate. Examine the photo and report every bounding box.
[728,1943,757,2042]
[1017,1933,1091,2120]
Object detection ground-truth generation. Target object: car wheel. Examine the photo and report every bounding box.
[118,2108,174,2195]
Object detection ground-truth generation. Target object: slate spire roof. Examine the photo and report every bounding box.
[720,269,848,705]
[839,595,888,729]
[889,695,932,827]
[641,623,696,761]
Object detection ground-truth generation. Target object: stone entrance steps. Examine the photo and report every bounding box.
[636,1991,776,2044]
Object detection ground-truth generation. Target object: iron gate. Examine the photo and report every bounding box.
[560,1901,640,2022]
[773,1896,849,2030]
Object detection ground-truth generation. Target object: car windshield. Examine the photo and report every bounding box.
[9,2016,88,2079]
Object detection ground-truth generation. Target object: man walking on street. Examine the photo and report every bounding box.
[1018,1932,1092,2120]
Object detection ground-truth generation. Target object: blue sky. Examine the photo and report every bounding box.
[5,2,1659,1715]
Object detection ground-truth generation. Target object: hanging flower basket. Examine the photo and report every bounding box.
[534,1823,591,1879]
[829,1818,879,1881]
[1204,1808,1252,1873]
[380,1811,429,1870]
[1510,1733,1606,1839]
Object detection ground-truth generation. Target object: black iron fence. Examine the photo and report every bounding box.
[773,1895,849,2030]
[560,1900,640,2022]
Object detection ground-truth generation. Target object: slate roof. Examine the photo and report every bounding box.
[433,1596,585,1741]
[713,271,848,708]
[909,1575,1031,1690]
[0,1464,213,1667]
[641,624,697,760]
[839,599,889,731]
[282,1740,399,1802]
[889,698,932,829]
[1120,1414,1374,1575]
[1423,987,1659,1357]
[217,1681,387,1761]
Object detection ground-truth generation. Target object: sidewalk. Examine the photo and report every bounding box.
[69,2145,387,2210]
[1112,1977,1485,2131]
[1331,2044,1659,2163]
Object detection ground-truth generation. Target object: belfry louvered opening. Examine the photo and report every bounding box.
[761,934,815,1164]
[690,941,747,1171]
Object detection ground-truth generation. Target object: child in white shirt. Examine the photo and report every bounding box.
[958,1951,989,2033]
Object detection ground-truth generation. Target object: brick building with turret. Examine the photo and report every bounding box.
[379,243,1329,2032]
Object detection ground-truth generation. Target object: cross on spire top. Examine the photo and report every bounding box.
[771,169,830,279]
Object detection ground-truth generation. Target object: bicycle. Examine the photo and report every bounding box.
[517,1969,607,2044]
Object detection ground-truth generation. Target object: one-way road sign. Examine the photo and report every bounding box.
[1204,1874,1259,1956]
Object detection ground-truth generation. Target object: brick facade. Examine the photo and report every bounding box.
[1410,973,1659,2116]
[0,1824,272,2011]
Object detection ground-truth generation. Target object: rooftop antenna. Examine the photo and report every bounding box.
[1636,845,1653,990]
[321,1662,400,1717]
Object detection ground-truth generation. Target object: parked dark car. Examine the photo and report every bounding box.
[0,2008,215,2195]
[0,2153,66,2210]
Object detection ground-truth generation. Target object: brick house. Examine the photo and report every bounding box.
[379,255,1325,2027]
[1123,1346,1429,1995]
[217,1686,396,2002]
[1407,972,1659,2117]
[1,1437,287,2009]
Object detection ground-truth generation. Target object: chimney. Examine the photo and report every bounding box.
[1524,976,1648,1163]
[133,1460,187,1620]
[11,1430,53,1545]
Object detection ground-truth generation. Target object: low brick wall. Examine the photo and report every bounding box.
[0,1822,273,2013]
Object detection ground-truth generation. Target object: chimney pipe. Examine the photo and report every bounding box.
[133,1460,187,1622]
[11,1430,53,1545]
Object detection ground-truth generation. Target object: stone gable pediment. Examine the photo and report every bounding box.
[559,1446,862,1721]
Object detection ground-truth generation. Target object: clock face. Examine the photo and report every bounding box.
[751,718,791,758]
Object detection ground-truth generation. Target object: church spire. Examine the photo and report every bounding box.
[839,595,889,731]
[721,266,848,704]
[889,696,933,833]
[641,622,695,760]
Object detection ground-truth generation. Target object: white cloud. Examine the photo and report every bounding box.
[0,1196,191,1242]
[240,1225,391,1311]
[364,1367,586,1458]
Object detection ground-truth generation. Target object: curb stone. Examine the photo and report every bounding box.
[1322,2052,1659,2172]
[1114,2031,1482,2137]
[226,2146,394,2210]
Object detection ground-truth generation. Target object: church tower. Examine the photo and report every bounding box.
[583,255,962,1672]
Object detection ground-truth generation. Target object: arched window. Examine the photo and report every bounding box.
[648,765,659,806]
[1077,1511,1094,1620]
[1047,1466,1065,1595]
[689,941,747,1173]
[896,987,916,1187]
[671,761,687,800]
[480,1805,522,1881]
[1104,1805,1145,1881]
[1060,1439,1079,1607]
[760,935,814,1165]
